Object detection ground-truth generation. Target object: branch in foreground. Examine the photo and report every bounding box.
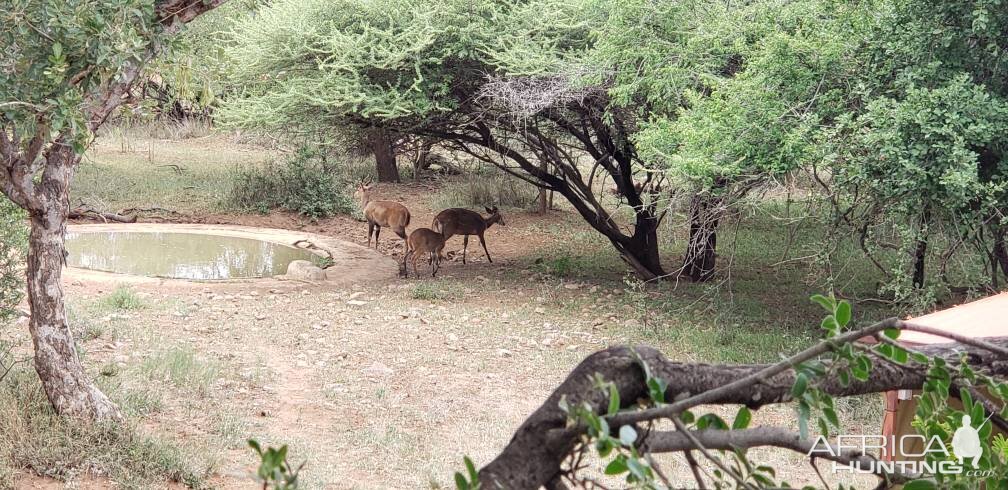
[476,334,1008,488]
[640,427,917,484]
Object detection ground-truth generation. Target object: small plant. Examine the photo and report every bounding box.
[453,456,480,490]
[102,285,144,310]
[248,439,304,490]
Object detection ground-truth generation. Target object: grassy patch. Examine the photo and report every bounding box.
[410,282,463,301]
[101,286,145,311]
[428,171,540,211]
[0,367,215,489]
[139,347,219,397]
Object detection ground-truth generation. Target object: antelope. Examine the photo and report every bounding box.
[403,227,446,277]
[353,182,411,252]
[432,206,505,264]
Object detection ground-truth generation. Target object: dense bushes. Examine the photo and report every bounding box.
[228,148,355,219]
[0,197,26,323]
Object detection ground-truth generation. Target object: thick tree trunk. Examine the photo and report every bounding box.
[26,149,120,421]
[912,237,927,289]
[682,194,720,281]
[368,128,400,182]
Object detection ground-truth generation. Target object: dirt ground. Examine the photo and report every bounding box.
[8,183,874,490]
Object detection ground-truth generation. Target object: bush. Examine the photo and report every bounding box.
[101,285,145,311]
[0,197,27,323]
[228,147,355,219]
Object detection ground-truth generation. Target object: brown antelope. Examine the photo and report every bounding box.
[403,227,446,277]
[353,182,411,252]
[432,206,505,264]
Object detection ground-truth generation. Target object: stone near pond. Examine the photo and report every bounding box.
[283,260,326,281]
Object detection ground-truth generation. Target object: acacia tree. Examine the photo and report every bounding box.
[223,0,775,280]
[0,0,225,421]
[468,297,1008,489]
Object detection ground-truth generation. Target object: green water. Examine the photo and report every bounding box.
[65,231,321,280]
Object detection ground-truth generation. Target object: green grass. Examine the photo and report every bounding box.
[101,285,145,311]
[427,170,541,211]
[139,347,220,397]
[410,282,464,301]
[76,126,272,214]
[0,367,215,489]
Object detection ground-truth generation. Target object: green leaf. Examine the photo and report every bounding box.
[903,479,937,490]
[605,455,628,475]
[455,472,469,489]
[608,384,620,416]
[884,328,901,340]
[835,301,851,327]
[791,373,808,398]
[619,425,638,446]
[733,406,752,430]
[810,294,835,311]
[464,456,478,483]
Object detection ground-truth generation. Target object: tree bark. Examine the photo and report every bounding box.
[26,147,120,421]
[477,339,1008,488]
[682,194,720,282]
[368,127,400,182]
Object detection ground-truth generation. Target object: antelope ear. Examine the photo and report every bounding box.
[485,206,494,213]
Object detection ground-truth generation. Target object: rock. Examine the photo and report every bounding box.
[534,307,546,314]
[623,318,642,328]
[497,348,512,357]
[447,333,459,342]
[564,283,581,290]
[283,260,326,281]
[363,362,394,377]
[589,285,599,293]
[346,300,368,306]
[255,314,267,321]
[348,291,366,300]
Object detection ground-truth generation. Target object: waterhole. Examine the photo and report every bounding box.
[65,231,324,280]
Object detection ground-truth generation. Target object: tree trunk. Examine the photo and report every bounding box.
[912,206,930,289]
[368,128,400,182]
[993,226,1008,280]
[413,139,431,181]
[26,149,120,421]
[536,159,548,214]
[682,194,720,282]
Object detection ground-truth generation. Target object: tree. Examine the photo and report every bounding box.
[0,0,225,422]
[808,0,1008,301]
[470,297,1008,488]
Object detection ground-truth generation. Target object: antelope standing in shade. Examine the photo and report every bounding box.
[432,206,505,264]
[403,227,446,277]
[353,182,411,252]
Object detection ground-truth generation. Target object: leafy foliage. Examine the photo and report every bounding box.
[248,438,303,490]
[228,147,355,219]
[0,197,26,323]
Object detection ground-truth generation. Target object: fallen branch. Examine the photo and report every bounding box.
[69,204,136,223]
[476,327,1008,488]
